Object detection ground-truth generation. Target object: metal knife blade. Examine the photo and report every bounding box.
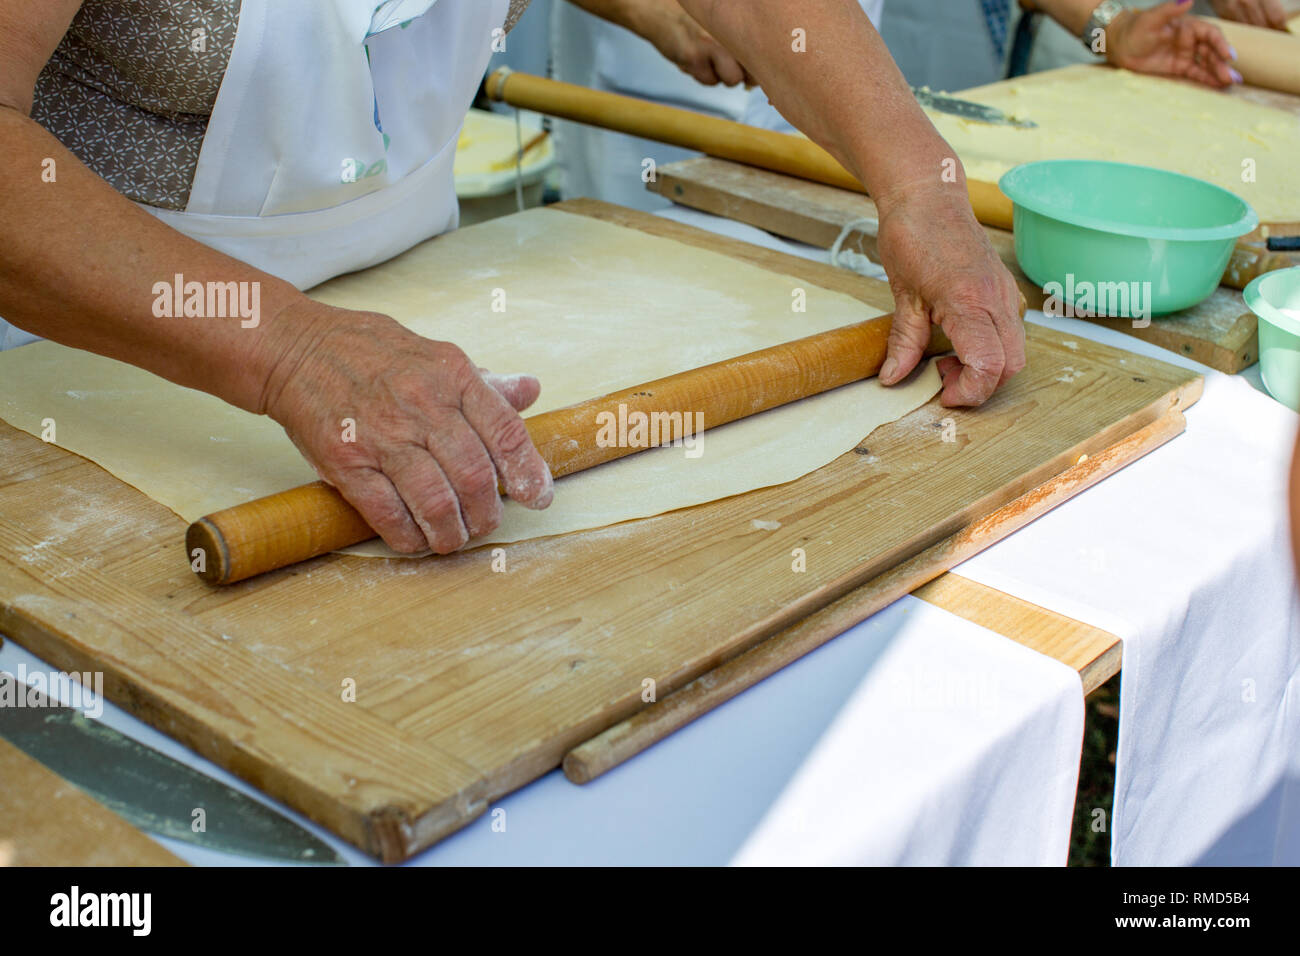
[0,672,345,865]
[912,86,1038,129]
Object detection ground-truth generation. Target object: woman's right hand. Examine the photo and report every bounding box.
[259,303,554,554]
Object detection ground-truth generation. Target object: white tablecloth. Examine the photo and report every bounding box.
[957,318,1300,866]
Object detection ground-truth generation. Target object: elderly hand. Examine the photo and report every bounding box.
[1210,0,1289,30]
[874,183,1026,407]
[1107,1,1240,87]
[259,304,553,554]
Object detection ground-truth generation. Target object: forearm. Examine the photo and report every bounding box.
[0,106,311,413]
[677,0,963,210]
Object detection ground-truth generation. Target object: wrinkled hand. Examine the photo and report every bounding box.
[875,184,1026,407]
[1210,0,1289,30]
[630,0,754,86]
[261,306,553,554]
[1108,1,1239,88]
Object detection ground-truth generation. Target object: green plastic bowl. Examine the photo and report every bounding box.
[1245,266,1300,411]
[999,160,1258,317]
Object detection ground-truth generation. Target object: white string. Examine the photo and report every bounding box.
[829,216,882,278]
[513,107,526,213]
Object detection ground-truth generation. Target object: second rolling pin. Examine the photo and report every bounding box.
[483,68,1016,232]
[1203,17,1300,97]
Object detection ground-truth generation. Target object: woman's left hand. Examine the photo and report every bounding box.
[1107,0,1240,88]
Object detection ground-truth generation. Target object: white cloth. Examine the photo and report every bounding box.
[956,312,1300,866]
[732,598,1084,866]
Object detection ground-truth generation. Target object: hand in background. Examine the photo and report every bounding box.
[1107,1,1240,88]
[570,0,755,86]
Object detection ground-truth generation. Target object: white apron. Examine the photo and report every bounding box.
[0,0,508,349]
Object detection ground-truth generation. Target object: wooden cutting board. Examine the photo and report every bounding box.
[0,201,1201,862]
[650,156,1283,374]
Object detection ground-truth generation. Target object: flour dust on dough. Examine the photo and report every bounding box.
[0,209,940,555]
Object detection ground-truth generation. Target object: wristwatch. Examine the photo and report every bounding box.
[1081,0,1127,52]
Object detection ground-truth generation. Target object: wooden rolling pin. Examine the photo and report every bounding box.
[1203,17,1300,96]
[484,68,1016,232]
[1225,236,1300,289]
[188,317,953,585]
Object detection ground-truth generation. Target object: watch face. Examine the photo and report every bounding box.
[1083,0,1124,49]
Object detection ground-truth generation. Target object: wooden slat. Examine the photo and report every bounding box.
[0,201,1200,860]
[914,574,1120,695]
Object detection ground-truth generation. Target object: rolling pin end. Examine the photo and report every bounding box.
[186,517,232,586]
[485,66,511,102]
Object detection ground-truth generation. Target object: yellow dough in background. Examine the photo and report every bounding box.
[0,209,940,555]
[926,65,1300,222]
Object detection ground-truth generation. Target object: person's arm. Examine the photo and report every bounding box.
[566,0,754,86]
[0,1,553,554]
[677,0,1024,406]
[1026,0,1239,86]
